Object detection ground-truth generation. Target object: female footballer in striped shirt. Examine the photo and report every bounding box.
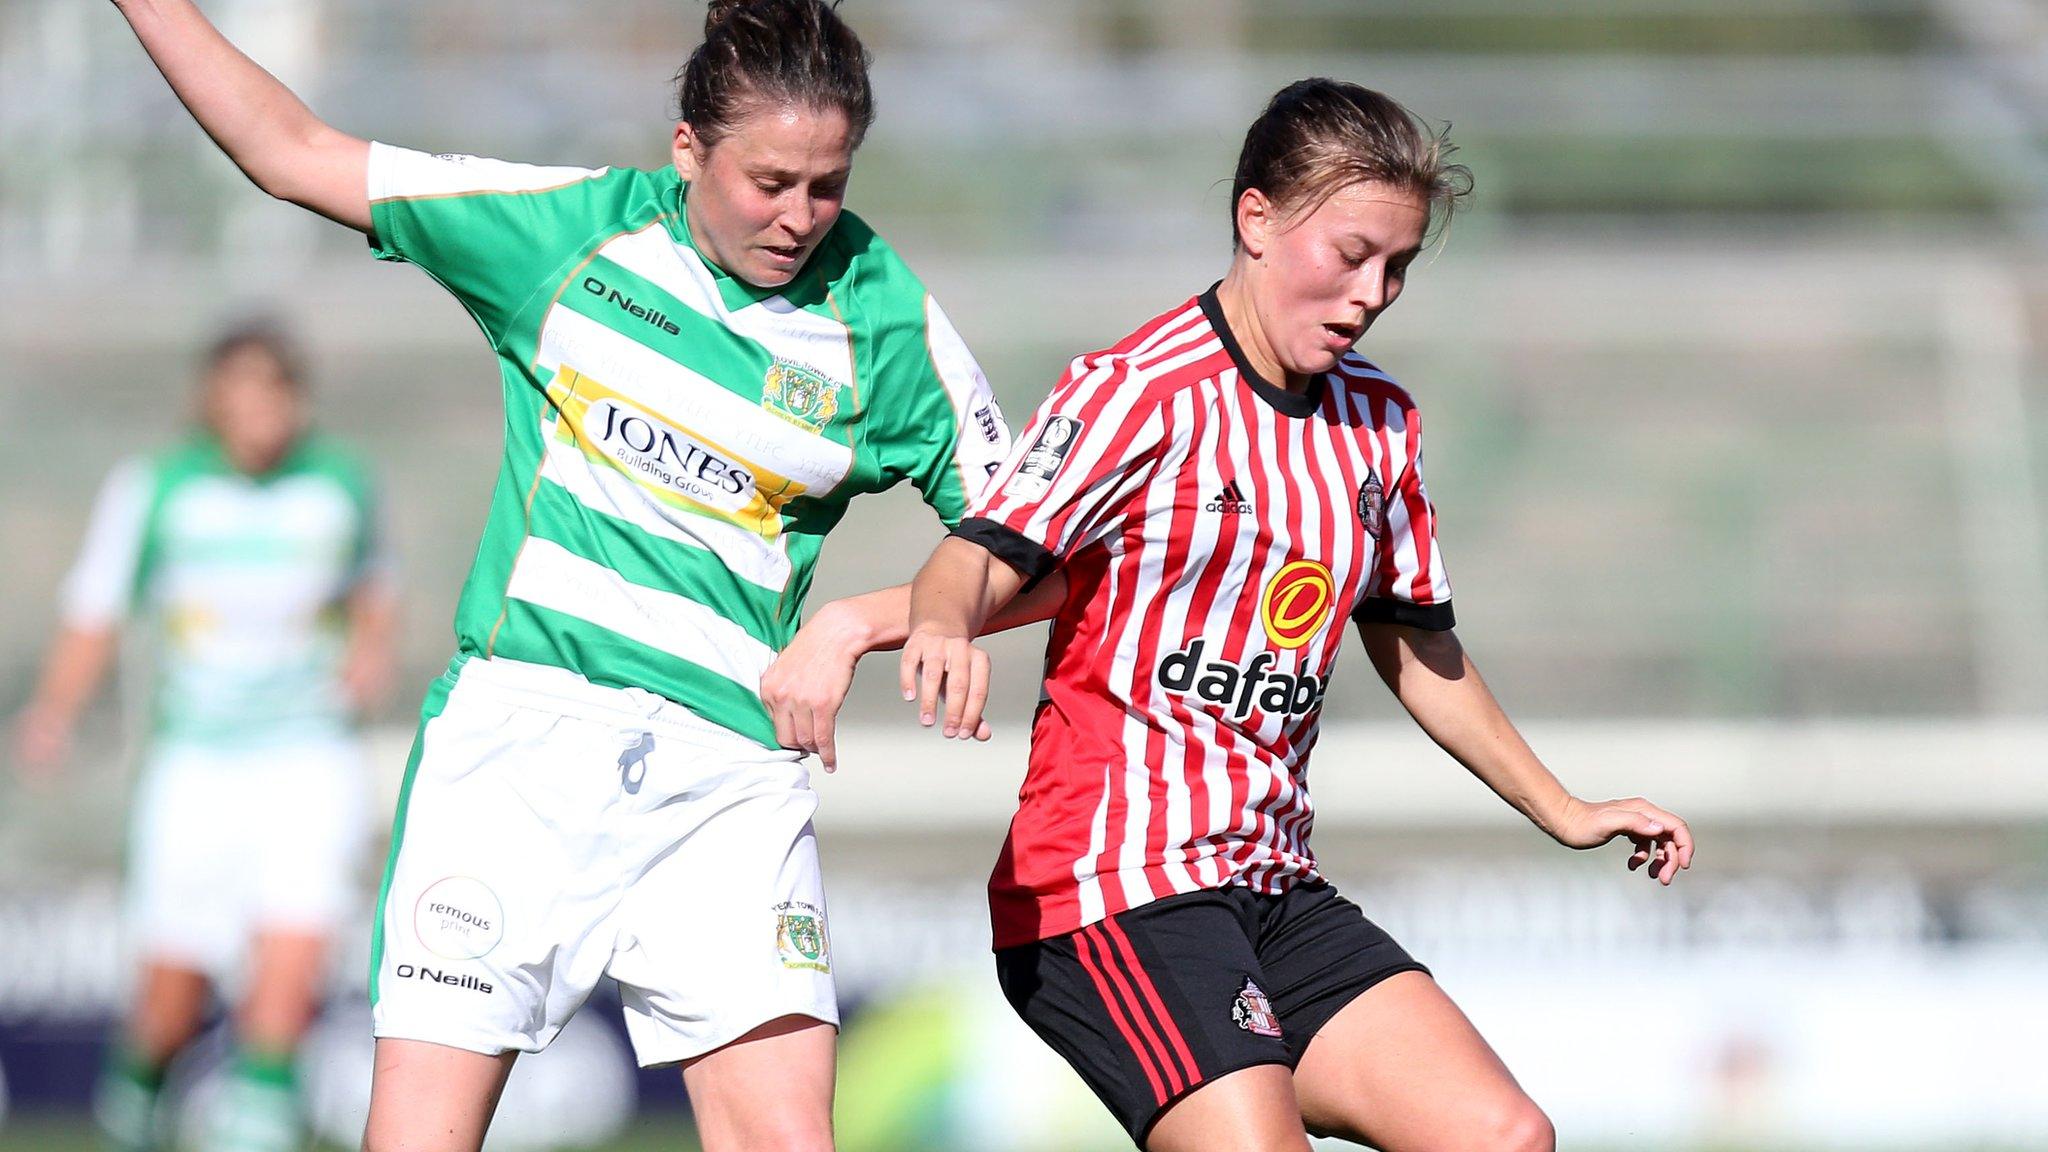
[897,80,1696,1152]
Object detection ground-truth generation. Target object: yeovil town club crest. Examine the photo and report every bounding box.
[774,901,831,972]
[761,358,842,433]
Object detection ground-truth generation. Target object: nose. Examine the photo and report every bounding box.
[781,193,817,240]
[1358,264,1390,312]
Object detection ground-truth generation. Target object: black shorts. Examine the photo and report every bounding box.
[994,881,1427,1145]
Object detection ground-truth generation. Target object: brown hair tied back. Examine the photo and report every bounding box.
[204,318,306,390]
[677,0,875,150]
[1232,79,1473,247]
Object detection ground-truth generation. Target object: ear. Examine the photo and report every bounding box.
[672,122,705,180]
[1235,188,1273,258]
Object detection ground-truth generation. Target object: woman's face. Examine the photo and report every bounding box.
[1241,180,1430,380]
[203,348,304,475]
[673,100,854,288]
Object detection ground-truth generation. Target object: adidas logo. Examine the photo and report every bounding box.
[1205,480,1253,514]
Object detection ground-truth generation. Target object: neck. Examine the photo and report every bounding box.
[1216,263,1308,394]
[680,196,726,277]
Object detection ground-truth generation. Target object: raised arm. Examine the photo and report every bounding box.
[114,0,370,231]
[1359,622,1694,884]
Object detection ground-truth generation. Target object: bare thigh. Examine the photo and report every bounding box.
[1144,1063,1311,1152]
[236,929,330,1051]
[681,1014,836,1152]
[360,1037,517,1152]
[1292,971,1553,1152]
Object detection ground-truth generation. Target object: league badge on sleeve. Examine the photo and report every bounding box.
[1004,415,1083,501]
[1357,466,1386,540]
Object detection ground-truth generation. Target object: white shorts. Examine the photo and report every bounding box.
[127,735,372,975]
[370,656,835,1066]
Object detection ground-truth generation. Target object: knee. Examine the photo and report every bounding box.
[731,1136,832,1152]
[235,1000,317,1050]
[1484,1098,1554,1152]
[699,1121,832,1152]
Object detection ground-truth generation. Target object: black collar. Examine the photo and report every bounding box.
[1198,283,1323,418]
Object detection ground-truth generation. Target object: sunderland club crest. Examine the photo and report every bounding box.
[1232,976,1282,1038]
[1357,466,1386,540]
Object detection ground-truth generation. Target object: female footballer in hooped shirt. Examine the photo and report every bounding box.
[107,1,1062,1150]
[896,81,1696,1152]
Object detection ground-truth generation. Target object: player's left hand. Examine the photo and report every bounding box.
[1552,795,1694,885]
[762,601,870,772]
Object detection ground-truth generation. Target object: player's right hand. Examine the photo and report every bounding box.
[900,627,993,743]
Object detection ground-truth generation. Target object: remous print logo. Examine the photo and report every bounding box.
[1260,559,1335,649]
[415,876,505,960]
[761,359,842,433]
[773,901,830,973]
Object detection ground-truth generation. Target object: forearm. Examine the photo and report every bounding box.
[343,582,400,703]
[1367,627,1575,839]
[25,624,120,728]
[347,582,399,650]
[908,536,1020,639]
[808,568,1063,656]
[114,0,369,227]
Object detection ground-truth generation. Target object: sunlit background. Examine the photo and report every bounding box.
[3,0,2046,1148]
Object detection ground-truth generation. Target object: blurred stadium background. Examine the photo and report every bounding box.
[3,0,2046,1148]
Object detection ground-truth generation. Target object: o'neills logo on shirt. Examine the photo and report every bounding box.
[582,274,682,336]
[1155,641,1329,721]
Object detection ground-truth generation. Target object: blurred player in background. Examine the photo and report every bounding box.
[895,81,1695,1152]
[101,1,1065,1149]
[12,321,396,1152]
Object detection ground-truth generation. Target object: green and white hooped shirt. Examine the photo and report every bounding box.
[62,435,389,747]
[366,143,1011,747]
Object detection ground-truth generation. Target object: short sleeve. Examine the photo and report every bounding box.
[1352,406,1455,631]
[955,357,1169,587]
[873,295,1012,528]
[60,459,154,628]
[366,142,613,339]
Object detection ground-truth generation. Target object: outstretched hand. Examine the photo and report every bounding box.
[1552,796,1694,884]
[899,626,993,743]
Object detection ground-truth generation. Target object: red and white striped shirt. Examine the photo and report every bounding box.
[960,288,1454,948]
